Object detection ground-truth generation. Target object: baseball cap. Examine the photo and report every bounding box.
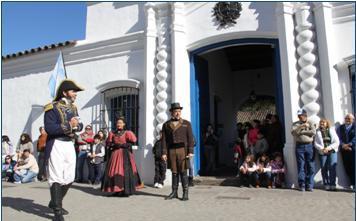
[297,108,307,116]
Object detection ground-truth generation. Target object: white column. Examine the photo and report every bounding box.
[295,4,320,125]
[142,2,157,184]
[170,2,191,120]
[276,2,299,188]
[155,4,171,136]
[313,3,342,123]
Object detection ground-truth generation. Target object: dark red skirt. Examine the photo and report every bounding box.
[102,148,142,194]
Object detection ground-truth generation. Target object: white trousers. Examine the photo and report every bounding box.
[47,139,76,186]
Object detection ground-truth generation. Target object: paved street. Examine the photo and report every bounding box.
[1,180,355,221]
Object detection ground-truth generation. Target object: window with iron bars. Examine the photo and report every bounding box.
[102,87,139,140]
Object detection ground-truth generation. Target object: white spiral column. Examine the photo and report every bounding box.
[155,5,171,134]
[295,5,320,124]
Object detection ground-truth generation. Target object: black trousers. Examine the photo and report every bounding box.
[154,158,166,184]
[341,149,355,185]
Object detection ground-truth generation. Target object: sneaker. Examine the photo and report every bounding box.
[14,181,21,184]
[299,187,305,192]
[154,183,159,188]
[93,184,101,189]
[324,185,330,191]
[272,185,276,189]
[157,183,163,189]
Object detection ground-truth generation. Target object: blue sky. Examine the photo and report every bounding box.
[1,2,87,55]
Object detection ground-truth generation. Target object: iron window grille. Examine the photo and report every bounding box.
[101,87,139,140]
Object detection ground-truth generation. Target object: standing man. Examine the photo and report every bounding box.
[37,126,48,181]
[337,113,355,189]
[44,79,84,221]
[291,109,316,191]
[162,103,195,201]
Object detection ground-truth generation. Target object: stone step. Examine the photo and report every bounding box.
[193,176,240,186]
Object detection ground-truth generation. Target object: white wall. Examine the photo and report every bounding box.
[332,5,355,123]
[85,2,145,43]
[185,2,278,49]
[332,22,355,64]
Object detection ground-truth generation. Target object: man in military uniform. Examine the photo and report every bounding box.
[44,79,84,221]
[162,103,194,201]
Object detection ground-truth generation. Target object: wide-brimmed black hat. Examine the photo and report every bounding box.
[54,79,84,101]
[169,102,183,111]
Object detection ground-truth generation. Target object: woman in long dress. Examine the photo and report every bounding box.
[102,117,142,196]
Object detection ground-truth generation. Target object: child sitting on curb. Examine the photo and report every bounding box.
[256,153,272,188]
[239,154,257,187]
[270,152,285,188]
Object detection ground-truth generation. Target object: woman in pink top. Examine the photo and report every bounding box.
[247,120,260,151]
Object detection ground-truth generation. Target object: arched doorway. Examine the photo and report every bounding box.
[189,38,284,176]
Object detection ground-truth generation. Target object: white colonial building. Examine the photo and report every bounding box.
[2,2,355,188]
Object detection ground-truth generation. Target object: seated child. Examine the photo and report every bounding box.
[256,153,272,188]
[2,155,16,182]
[239,154,257,187]
[233,138,244,177]
[270,152,285,188]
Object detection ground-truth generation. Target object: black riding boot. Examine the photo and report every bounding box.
[165,173,179,200]
[181,172,189,201]
[60,183,71,214]
[49,183,71,215]
[50,183,64,221]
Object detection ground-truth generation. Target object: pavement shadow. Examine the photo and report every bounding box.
[134,190,167,199]
[2,197,53,220]
[70,184,107,196]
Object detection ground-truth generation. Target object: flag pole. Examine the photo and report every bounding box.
[60,50,68,78]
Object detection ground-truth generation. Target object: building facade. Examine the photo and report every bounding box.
[2,2,355,187]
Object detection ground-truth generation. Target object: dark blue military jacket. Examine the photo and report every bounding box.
[44,99,83,161]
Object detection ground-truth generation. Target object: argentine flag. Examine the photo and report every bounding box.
[48,51,67,98]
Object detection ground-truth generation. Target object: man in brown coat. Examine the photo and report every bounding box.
[162,103,194,201]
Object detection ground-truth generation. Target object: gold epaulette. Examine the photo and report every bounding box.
[44,103,54,112]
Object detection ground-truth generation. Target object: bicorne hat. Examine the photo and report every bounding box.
[54,79,84,101]
[169,102,183,111]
